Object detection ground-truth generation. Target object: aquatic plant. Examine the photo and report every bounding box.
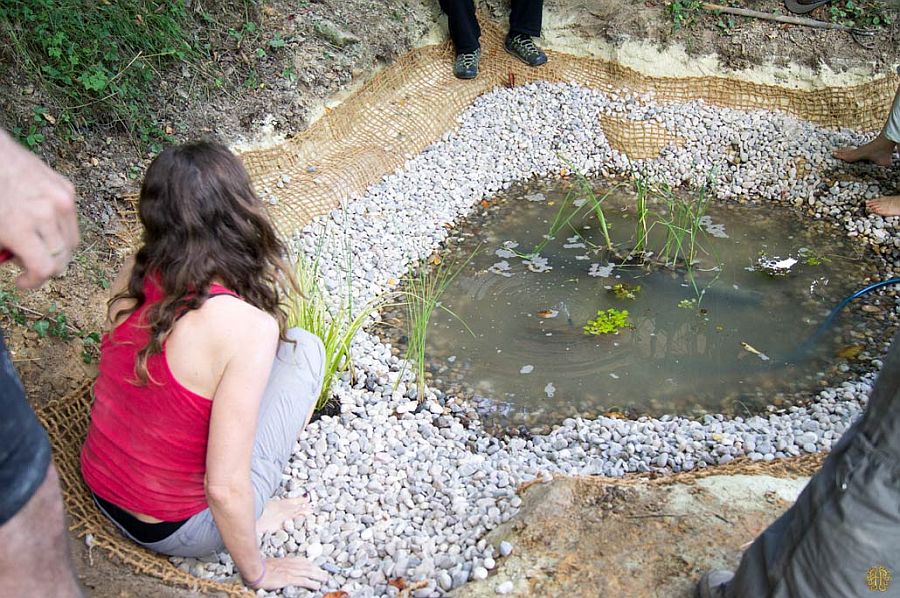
[633,174,651,255]
[402,249,476,400]
[610,283,641,300]
[289,235,383,410]
[583,308,634,335]
[677,298,697,310]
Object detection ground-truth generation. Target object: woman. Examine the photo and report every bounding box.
[834,78,900,217]
[81,142,327,591]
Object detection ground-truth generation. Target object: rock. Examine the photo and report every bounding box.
[496,580,515,594]
[499,541,513,557]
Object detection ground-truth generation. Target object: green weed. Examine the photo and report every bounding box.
[289,236,383,411]
[584,308,634,336]
[667,0,704,31]
[401,250,476,400]
[828,0,894,27]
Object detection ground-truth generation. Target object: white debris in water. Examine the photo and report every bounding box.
[519,365,534,374]
[563,236,587,249]
[495,248,516,258]
[525,192,546,202]
[588,262,616,277]
[523,254,552,273]
[544,383,556,398]
[699,215,729,239]
[609,373,620,379]
[488,260,513,277]
[573,198,587,207]
[184,81,898,597]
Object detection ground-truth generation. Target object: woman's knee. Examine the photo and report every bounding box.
[278,328,325,382]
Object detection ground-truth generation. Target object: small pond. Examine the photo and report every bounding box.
[385,177,883,429]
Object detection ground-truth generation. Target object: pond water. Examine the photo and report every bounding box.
[389,178,882,429]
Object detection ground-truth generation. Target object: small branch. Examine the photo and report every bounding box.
[701,3,853,31]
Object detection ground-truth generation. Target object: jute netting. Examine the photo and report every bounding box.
[36,12,897,595]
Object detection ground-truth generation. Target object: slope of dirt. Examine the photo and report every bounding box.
[457,473,809,597]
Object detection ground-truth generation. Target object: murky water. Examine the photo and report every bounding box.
[390,178,882,428]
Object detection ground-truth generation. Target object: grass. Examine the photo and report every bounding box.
[289,237,382,411]
[0,0,286,152]
[401,250,476,400]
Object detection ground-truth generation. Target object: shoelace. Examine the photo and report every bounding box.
[511,35,540,58]
[456,50,480,69]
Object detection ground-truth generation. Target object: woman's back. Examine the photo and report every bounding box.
[81,272,273,521]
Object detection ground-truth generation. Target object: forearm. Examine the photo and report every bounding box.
[206,483,263,582]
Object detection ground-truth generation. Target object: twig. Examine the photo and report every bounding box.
[701,2,858,31]
[627,513,687,519]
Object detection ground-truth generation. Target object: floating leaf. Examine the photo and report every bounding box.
[536,309,559,319]
[428,254,442,266]
[740,341,770,361]
[520,365,534,374]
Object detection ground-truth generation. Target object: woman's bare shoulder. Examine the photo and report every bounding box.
[198,295,279,347]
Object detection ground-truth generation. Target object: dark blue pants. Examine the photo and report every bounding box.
[439,0,544,53]
[0,332,50,526]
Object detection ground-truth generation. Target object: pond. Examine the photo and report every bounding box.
[385,177,883,430]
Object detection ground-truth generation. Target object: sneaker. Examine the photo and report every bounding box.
[695,570,734,598]
[505,34,548,67]
[453,49,480,80]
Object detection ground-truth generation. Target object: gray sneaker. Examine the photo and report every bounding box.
[505,34,547,67]
[453,49,481,80]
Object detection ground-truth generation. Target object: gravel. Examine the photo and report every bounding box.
[180,82,899,596]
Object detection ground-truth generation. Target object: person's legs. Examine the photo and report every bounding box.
[439,0,481,53]
[138,328,326,557]
[509,0,543,37]
[0,332,81,596]
[833,83,899,167]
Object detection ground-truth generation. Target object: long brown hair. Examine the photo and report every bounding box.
[111,141,296,383]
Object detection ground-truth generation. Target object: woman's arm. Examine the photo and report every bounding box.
[204,303,278,586]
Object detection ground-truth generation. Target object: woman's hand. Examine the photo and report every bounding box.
[255,556,329,591]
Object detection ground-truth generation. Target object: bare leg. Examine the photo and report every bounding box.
[833,132,896,167]
[0,465,82,597]
[866,195,900,217]
[256,494,312,535]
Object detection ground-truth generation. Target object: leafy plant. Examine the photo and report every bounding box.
[401,250,476,400]
[610,283,641,300]
[288,236,383,411]
[828,0,894,27]
[584,308,634,336]
[0,0,199,150]
[678,298,697,310]
[667,0,704,31]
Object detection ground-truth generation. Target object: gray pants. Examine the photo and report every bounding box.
[97,328,325,558]
[885,81,900,144]
[727,328,900,597]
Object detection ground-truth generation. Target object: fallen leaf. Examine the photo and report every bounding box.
[323,593,349,598]
[480,199,491,208]
[605,410,625,419]
[387,577,407,590]
[837,345,863,360]
[861,305,881,313]
[428,254,442,265]
[536,309,559,319]
[42,112,56,125]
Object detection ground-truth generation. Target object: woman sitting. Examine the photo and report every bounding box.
[81,141,327,591]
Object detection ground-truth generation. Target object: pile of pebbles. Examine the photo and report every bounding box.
[182,82,899,596]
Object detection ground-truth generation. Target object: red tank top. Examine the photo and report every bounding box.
[81,277,240,521]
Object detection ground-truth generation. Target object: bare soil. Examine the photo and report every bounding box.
[0,0,896,596]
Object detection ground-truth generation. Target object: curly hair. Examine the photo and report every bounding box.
[110,141,297,383]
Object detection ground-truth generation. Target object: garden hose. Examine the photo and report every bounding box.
[787,277,900,362]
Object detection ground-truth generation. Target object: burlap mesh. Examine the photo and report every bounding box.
[32,11,897,595]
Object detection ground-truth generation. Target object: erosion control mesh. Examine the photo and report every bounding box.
[36,13,897,595]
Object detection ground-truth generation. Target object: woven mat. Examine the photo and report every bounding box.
[35,11,896,595]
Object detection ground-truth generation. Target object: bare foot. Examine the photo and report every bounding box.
[866,195,900,217]
[257,495,312,535]
[833,134,896,167]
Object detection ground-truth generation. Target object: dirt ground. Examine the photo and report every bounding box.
[458,468,812,597]
[0,0,897,596]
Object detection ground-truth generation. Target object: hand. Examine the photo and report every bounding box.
[255,556,329,591]
[0,130,79,289]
